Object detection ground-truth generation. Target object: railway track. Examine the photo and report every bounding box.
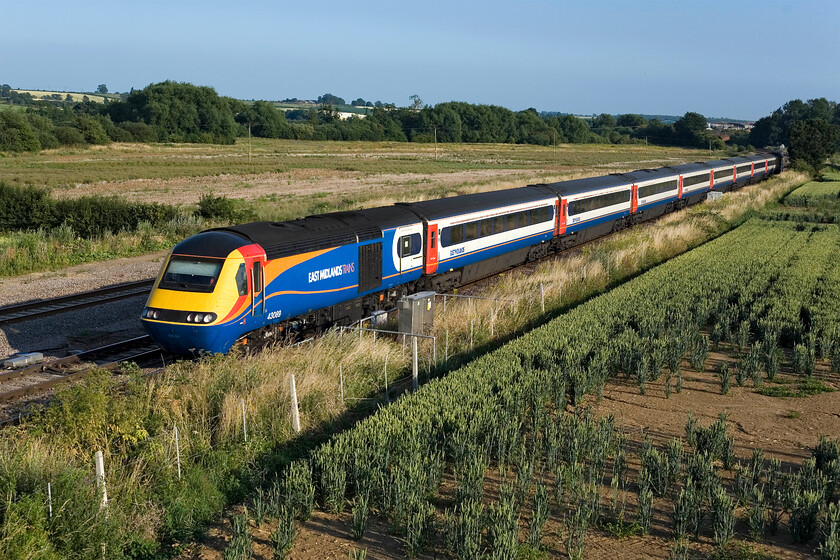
[0,335,167,404]
[0,279,154,327]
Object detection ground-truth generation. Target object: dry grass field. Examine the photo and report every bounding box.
[0,139,715,213]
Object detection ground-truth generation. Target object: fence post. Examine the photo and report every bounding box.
[384,354,389,403]
[412,337,419,391]
[290,374,301,433]
[94,451,108,508]
[540,283,545,313]
[174,424,182,480]
[339,366,345,406]
[241,399,248,443]
[445,330,449,364]
[47,482,52,518]
[490,307,494,337]
[470,317,474,349]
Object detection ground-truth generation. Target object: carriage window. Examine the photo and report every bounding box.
[493,216,505,233]
[518,211,529,227]
[480,219,492,237]
[714,168,733,180]
[465,222,478,241]
[505,214,517,231]
[450,225,464,245]
[235,263,248,296]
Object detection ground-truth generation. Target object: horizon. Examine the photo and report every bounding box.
[3,0,839,121]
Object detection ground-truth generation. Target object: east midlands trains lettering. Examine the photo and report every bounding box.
[308,263,355,284]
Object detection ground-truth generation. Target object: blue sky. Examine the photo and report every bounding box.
[2,0,838,120]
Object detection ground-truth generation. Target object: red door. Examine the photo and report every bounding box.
[557,199,567,235]
[424,223,438,275]
[631,184,638,213]
[678,176,684,199]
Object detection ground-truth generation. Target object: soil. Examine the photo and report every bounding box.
[180,350,839,560]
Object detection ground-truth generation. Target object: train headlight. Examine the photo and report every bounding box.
[194,313,205,323]
[186,313,195,323]
[144,308,161,320]
[203,313,215,323]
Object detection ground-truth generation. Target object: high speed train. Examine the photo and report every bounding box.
[141,152,782,355]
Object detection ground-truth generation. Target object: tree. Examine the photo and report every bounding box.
[591,113,616,130]
[788,118,840,170]
[316,93,345,106]
[351,98,366,107]
[617,114,647,128]
[107,81,238,144]
[0,111,40,152]
[96,84,108,94]
[409,94,423,111]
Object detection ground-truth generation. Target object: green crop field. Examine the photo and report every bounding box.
[785,178,840,206]
[270,218,840,558]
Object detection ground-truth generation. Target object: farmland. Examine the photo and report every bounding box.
[255,215,840,560]
[0,161,825,560]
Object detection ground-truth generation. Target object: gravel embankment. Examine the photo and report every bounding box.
[0,252,167,360]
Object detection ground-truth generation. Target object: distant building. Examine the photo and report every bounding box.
[709,121,754,131]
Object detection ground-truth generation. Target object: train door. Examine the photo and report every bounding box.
[396,226,424,274]
[557,199,567,235]
[631,184,638,214]
[677,176,684,199]
[250,259,264,317]
[424,223,438,275]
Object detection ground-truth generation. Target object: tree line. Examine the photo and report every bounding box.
[1,81,838,170]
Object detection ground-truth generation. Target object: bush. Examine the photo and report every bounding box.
[195,193,254,224]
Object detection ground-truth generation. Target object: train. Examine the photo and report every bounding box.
[141,152,783,355]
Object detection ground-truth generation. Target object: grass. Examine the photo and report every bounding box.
[757,378,835,398]
[0,139,715,192]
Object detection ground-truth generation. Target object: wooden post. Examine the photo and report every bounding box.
[384,354,389,403]
[339,366,344,406]
[174,424,181,480]
[445,330,449,363]
[470,318,474,349]
[94,451,107,508]
[540,283,545,313]
[47,482,52,518]
[412,337,419,391]
[290,374,301,432]
[241,399,248,442]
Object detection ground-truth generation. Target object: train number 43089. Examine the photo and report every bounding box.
[267,310,283,320]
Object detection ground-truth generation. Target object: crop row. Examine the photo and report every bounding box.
[266,219,840,557]
[785,177,840,207]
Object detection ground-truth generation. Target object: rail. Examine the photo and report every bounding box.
[0,279,155,326]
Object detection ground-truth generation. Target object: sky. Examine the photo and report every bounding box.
[2,0,839,121]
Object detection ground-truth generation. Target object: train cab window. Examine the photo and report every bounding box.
[235,263,248,296]
[159,257,223,293]
[493,216,505,233]
[465,222,478,241]
[253,261,262,293]
[480,219,492,237]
